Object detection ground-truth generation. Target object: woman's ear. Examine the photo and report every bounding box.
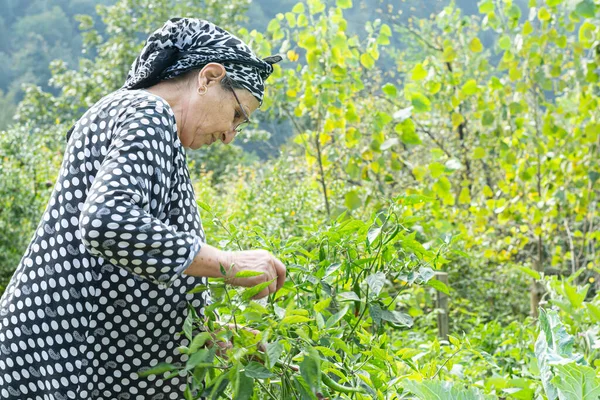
[199,63,226,87]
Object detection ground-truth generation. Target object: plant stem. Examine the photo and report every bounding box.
[257,381,279,400]
[314,132,331,217]
[432,348,462,379]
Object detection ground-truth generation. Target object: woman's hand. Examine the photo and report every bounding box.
[219,250,286,299]
[186,244,286,299]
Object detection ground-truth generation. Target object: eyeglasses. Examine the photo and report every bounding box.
[228,83,251,134]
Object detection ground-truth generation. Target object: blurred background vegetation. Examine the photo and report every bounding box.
[0,0,520,130]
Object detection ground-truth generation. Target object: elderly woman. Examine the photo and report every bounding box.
[0,18,286,400]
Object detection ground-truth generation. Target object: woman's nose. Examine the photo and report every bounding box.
[221,129,236,144]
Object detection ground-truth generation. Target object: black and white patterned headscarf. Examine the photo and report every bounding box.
[123,18,282,105]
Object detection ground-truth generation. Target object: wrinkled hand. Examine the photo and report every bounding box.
[220,250,286,299]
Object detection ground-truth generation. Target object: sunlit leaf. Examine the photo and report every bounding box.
[382,83,397,97]
[241,279,275,301]
[575,0,597,18]
[410,92,431,112]
[551,364,600,400]
[366,272,386,296]
[281,315,312,324]
[411,63,428,81]
[336,0,353,9]
[404,380,495,399]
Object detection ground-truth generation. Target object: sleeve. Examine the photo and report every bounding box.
[79,96,202,287]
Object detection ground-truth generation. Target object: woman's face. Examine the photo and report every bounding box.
[178,64,260,150]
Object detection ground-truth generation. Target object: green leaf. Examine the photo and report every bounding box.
[434,177,452,196]
[538,7,551,21]
[345,190,362,210]
[442,46,457,62]
[138,363,178,378]
[551,364,600,400]
[369,303,383,326]
[197,200,212,212]
[300,348,322,393]
[381,310,413,327]
[395,119,421,145]
[469,37,484,53]
[301,35,317,50]
[448,335,461,347]
[281,315,312,324]
[479,1,494,14]
[498,35,511,50]
[367,227,381,245]
[293,375,318,400]
[366,272,386,296]
[338,291,361,301]
[188,332,212,353]
[360,53,375,69]
[234,365,254,400]
[575,0,597,18]
[315,297,332,312]
[452,178,469,199]
[586,303,600,322]
[564,282,588,309]
[241,279,275,301]
[579,22,596,43]
[244,361,276,379]
[183,312,194,341]
[325,305,349,328]
[473,147,486,159]
[188,284,210,294]
[380,24,392,37]
[429,162,445,178]
[234,270,264,278]
[535,309,584,400]
[482,110,495,126]
[267,19,280,33]
[405,380,495,399]
[507,4,522,20]
[410,92,431,112]
[427,279,450,295]
[462,79,478,96]
[382,83,397,97]
[184,384,193,400]
[314,346,340,360]
[411,63,428,81]
[518,266,541,280]
[266,341,284,369]
[336,0,352,9]
[186,349,212,370]
[292,2,305,13]
[307,0,325,14]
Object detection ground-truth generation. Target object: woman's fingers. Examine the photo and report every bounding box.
[228,250,287,296]
[273,257,287,290]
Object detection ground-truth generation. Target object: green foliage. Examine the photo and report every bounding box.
[404,380,495,400]
[0,123,64,291]
[552,363,600,400]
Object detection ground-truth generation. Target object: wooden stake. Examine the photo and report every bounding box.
[435,272,449,341]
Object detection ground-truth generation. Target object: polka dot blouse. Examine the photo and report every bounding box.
[0,89,210,399]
